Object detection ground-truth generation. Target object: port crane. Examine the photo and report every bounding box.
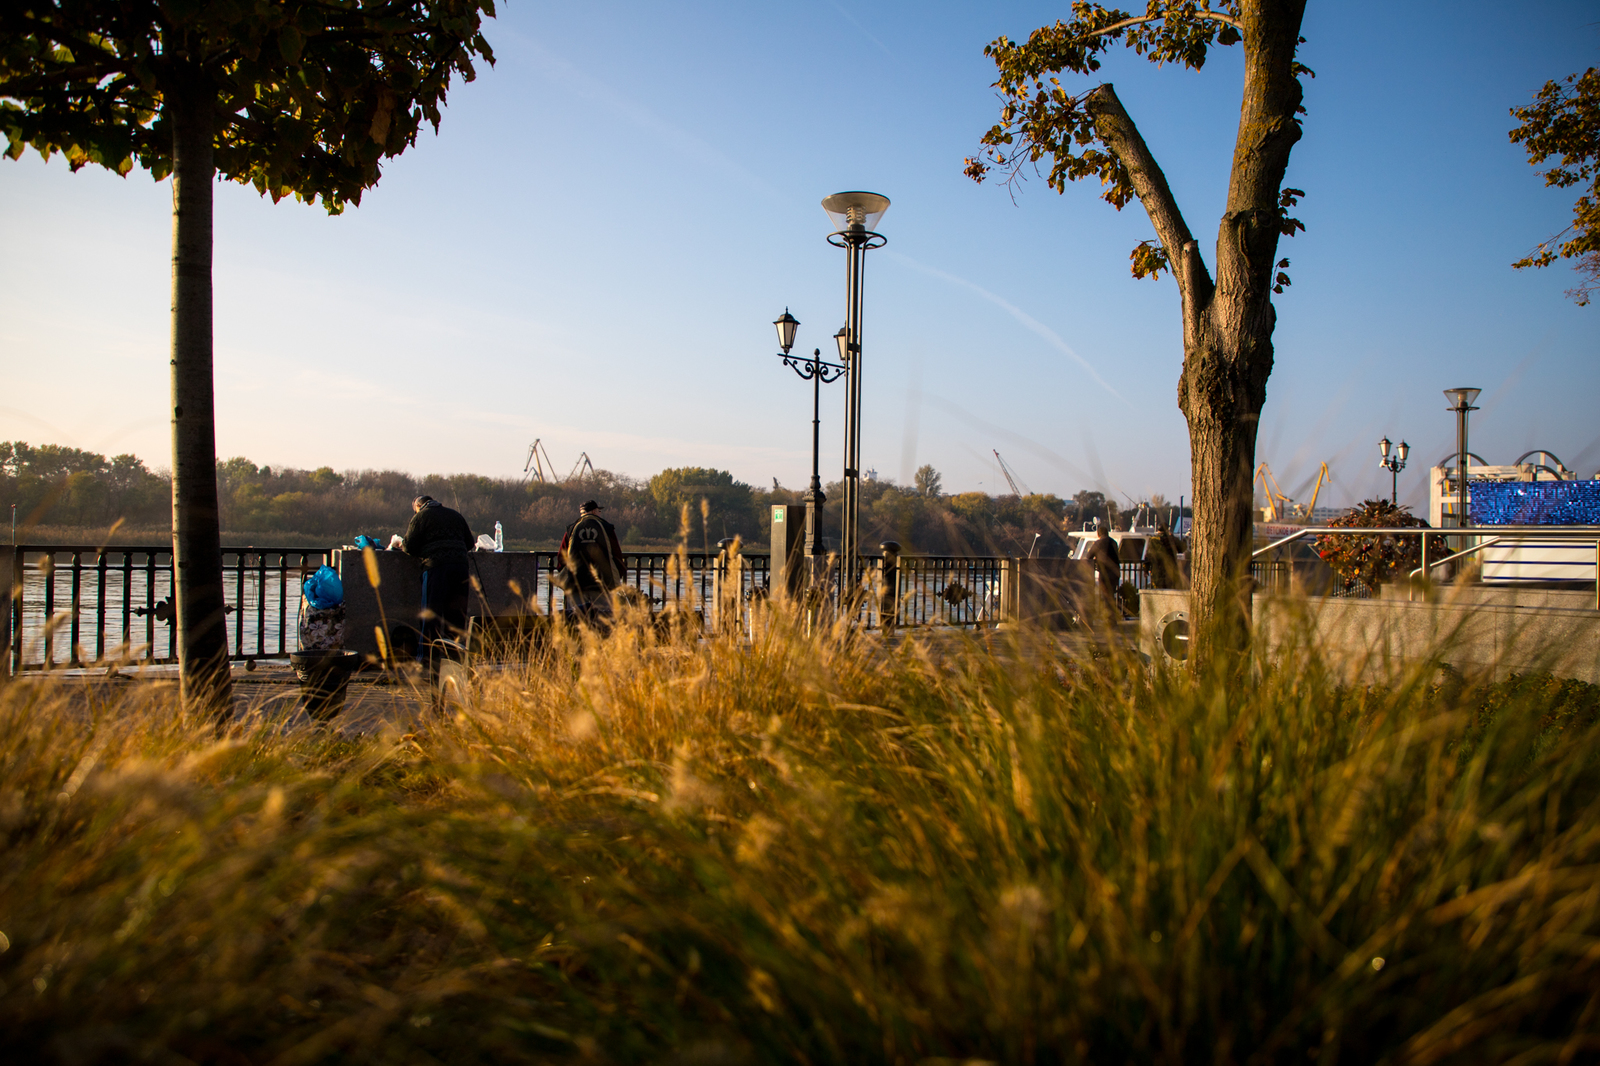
[522,440,557,484]
[1255,461,1331,522]
[522,441,596,485]
[993,450,1031,496]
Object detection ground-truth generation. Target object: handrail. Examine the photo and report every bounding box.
[1249,526,1600,608]
[1408,537,1505,580]
[1252,525,1600,560]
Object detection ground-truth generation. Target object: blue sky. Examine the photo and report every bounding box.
[2,1,1596,513]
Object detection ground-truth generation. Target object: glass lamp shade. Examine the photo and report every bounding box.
[1443,387,1482,410]
[834,327,850,365]
[1379,436,1392,459]
[1397,440,1410,462]
[822,191,890,232]
[774,309,799,354]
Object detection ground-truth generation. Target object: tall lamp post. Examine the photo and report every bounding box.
[1378,436,1409,505]
[773,310,846,573]
[821,190,889,594]
[1443,388,1481,529]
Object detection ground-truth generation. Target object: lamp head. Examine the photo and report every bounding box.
[1443,387,1481,411]
[774,309,799,354]
[834,327,850,365]
[1397,440,1409,462]
[821,191,890,233]
[1379,436,1392,459]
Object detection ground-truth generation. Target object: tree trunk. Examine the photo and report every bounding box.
[1086,0,1306,671]
[168,81,232,712]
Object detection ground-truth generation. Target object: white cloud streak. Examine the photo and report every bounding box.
[884,251,1129,405]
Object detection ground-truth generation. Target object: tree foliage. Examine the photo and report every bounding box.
[1509,67,1599,306]
[3,441,1099,556]
[964,1,1308,285]
[1,0,497,212]
[966,1,1312,668]
[913,464,943,498]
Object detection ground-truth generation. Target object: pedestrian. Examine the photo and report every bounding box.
[558,500,625,627]
[1085,524,1125,622]
[401,494,475,658]
[1149,526,1185,589]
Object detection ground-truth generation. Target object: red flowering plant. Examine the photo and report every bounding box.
[1313,499,1450,592]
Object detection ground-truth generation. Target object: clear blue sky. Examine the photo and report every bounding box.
[2,1,1596,512]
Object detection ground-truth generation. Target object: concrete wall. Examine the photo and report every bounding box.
[1140,586,1600,683]
[336,549,547,658]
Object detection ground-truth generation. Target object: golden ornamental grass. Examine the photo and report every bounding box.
[1,606,1597,1064]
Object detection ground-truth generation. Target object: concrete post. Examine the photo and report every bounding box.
[1000,558,1020,624]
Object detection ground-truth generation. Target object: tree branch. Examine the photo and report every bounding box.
[1073,7,1243,43]
[1084,82,1213,307]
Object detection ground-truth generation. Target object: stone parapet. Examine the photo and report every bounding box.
[1141,586,1600,684]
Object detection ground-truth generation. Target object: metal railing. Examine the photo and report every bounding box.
[16,542,1354,669]
[1251,525,1600,607]
[879,555,1008,627]
[6,546,329,673]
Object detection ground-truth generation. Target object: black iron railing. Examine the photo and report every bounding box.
[879,555,1007,627]
[6,546,329,672]
[5,545,775,672]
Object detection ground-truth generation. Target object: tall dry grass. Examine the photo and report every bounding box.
[1,608,1598,1064]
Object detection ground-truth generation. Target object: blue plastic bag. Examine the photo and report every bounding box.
[353,534,384,550]
[302,565,344,610]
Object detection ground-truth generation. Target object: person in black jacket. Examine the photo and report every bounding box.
[557,500,625,627]
[1085,524,1125,622]
[402,495,474,651]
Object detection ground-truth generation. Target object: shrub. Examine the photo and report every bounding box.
[1314,498,1449,591]
[2,615,1598,1062]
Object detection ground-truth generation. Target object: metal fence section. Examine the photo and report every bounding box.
[7,543,1369,669]
[500,551,772,620]
[5,546,776,672]
[7,546,329,672]
[876,555,1007,627]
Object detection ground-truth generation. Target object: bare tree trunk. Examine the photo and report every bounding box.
[1087,0,1305,670]
[168,81,232,712]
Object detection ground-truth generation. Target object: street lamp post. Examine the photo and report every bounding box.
[1378,436,1409,505]
[822,191,889,596]
[1443,388,1481,529]
[773,310,846,575]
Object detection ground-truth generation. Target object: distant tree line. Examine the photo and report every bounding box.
[3,442,1177,555]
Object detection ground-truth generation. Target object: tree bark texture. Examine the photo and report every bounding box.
[168,81,232,711]
[1086,0,1306,669]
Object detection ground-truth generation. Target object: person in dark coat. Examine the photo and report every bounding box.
[557,500,625,627]
[402,495,474,650]
[1085,524,1124,622]
[1148,527,1185,589]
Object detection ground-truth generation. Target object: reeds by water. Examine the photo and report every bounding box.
[2,608,1597,1064]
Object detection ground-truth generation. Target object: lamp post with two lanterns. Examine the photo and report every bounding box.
[773,310,846,569]
[1378,436,1409,505]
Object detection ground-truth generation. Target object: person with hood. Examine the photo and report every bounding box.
[557,500,625,626]
[402,494,475,651]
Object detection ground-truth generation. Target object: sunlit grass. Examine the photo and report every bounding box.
[2,608,1598,1063]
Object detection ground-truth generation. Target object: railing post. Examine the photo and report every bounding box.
[878,541,900,633]
[715,538,738,635]
[1,546,14,682]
